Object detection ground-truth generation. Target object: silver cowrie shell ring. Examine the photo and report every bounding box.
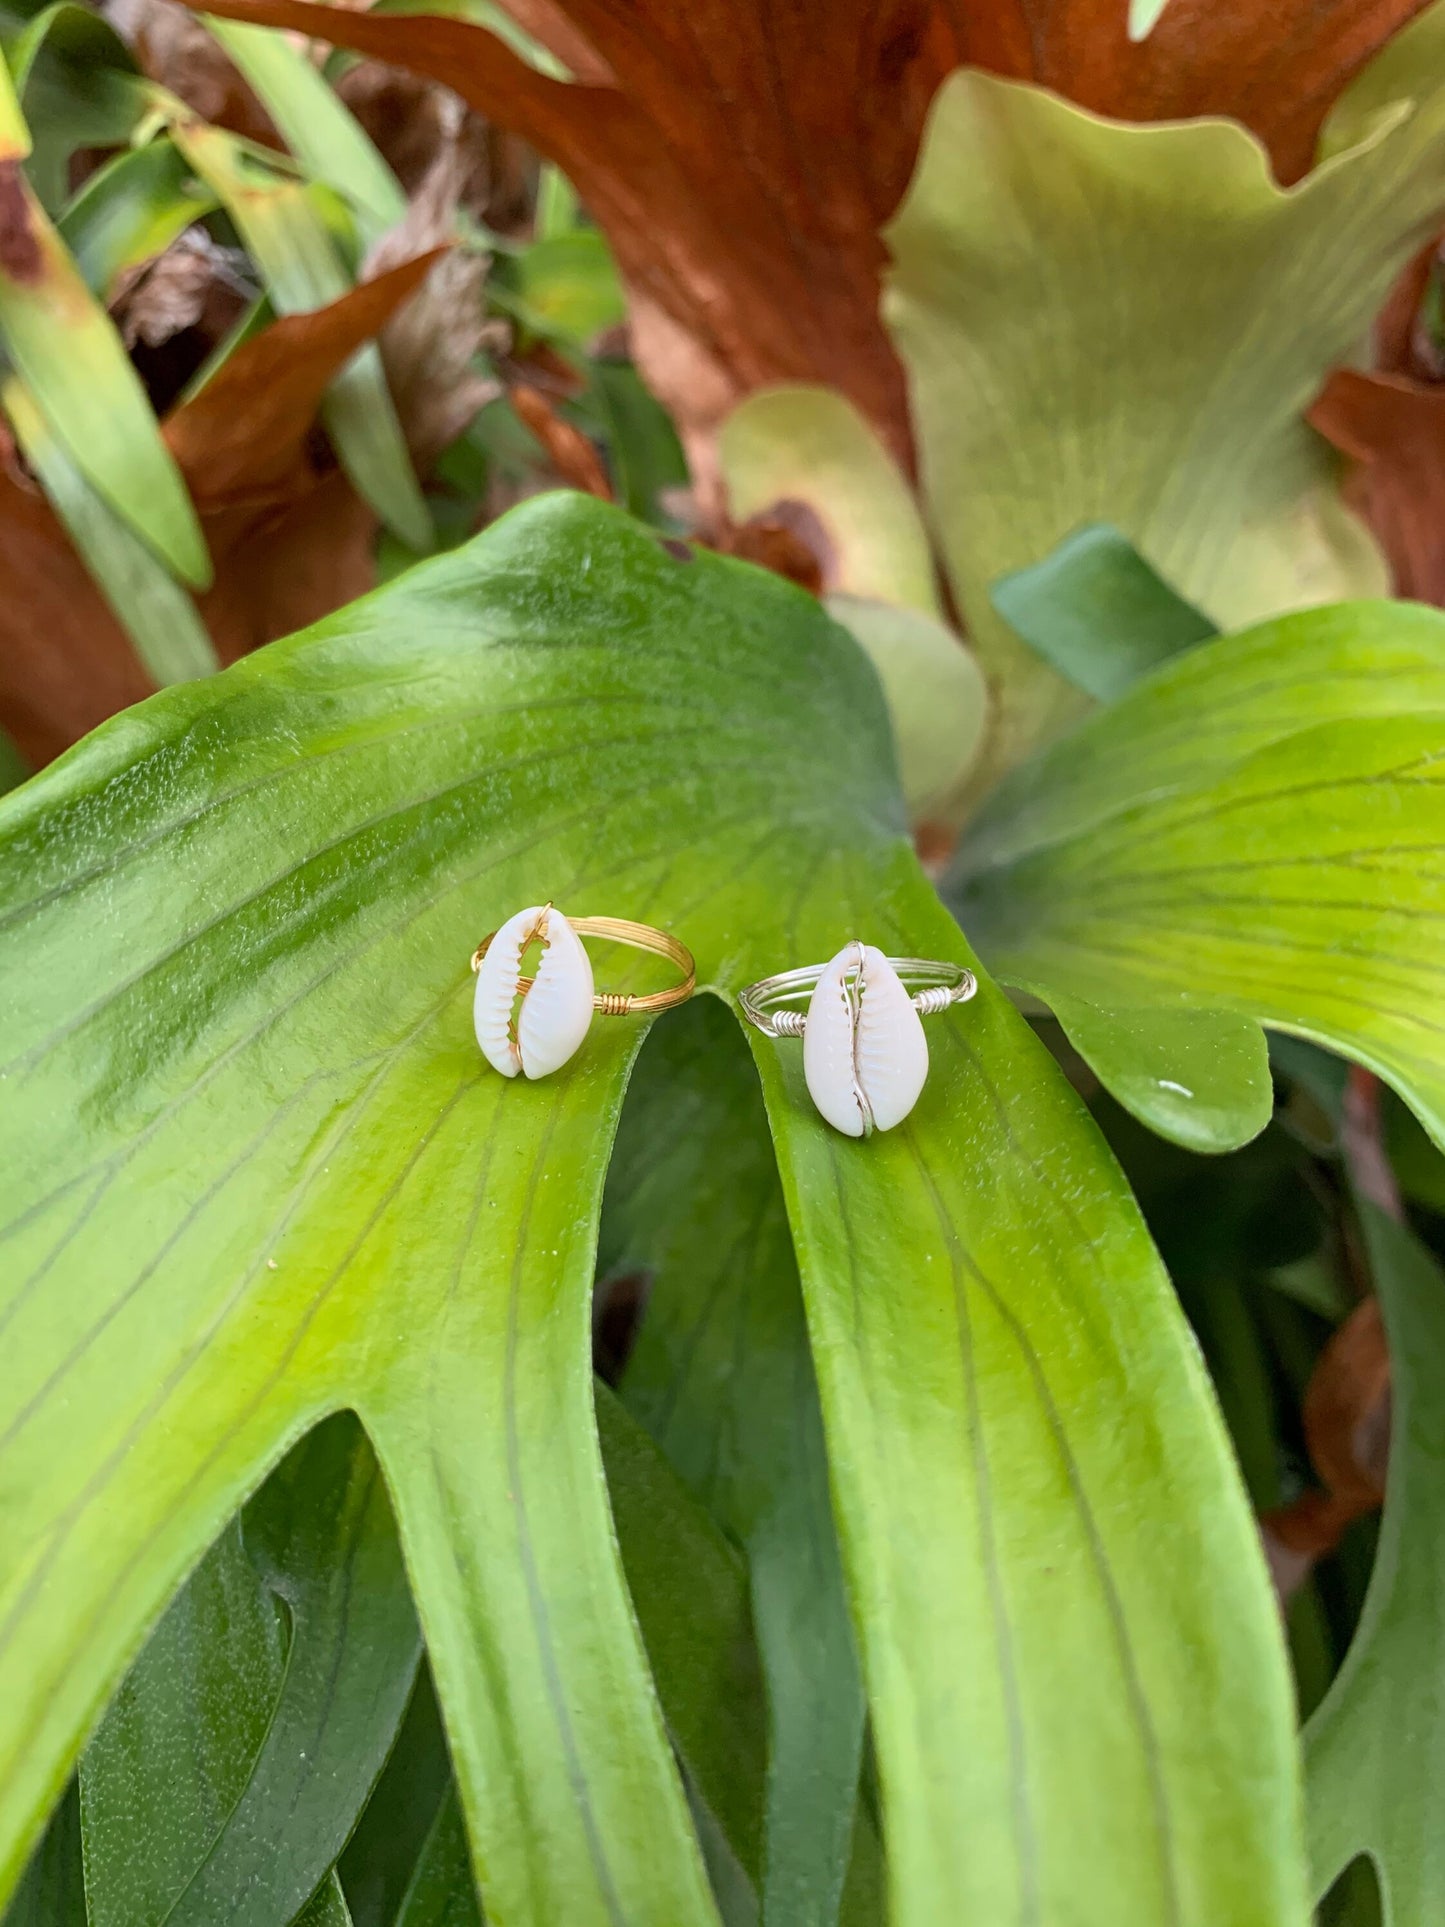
[739,942,977,1137]
[470,904,695,1079]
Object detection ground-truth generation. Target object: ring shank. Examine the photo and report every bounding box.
[739,955,976,1036]
[470,913,695,1016]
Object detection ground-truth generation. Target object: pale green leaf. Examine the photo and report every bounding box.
[719,386,941,616]
[990,524,1216,704]
[0,41,27,157]
[826,593,987,822]
[202,17,406,241]
[1127,0,1170,38]
[951,601,1445,1148]
[0,496,1302,1926]
[605,998,875,1927]
[2,374,219,685]
[883,44,1445,780]
[1305,1208,1445,1922]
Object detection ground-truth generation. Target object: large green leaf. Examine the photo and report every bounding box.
[604,997,873,1927]
[82,1413,420,1927]
[0,495,1301,1925]
[883,24,1445,781]
[951,601,1445,1150]
[1304,1208,1445,1922]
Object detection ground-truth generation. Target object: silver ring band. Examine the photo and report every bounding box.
[739,956,977,1038]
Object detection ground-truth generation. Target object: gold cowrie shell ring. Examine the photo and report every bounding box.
[469,904,695,1079]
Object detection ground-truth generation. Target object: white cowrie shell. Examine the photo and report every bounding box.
[473,905,595,1079]
[803,941,928,1137]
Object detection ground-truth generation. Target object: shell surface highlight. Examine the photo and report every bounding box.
[473,904,595,1079]
[802,942,928,1136]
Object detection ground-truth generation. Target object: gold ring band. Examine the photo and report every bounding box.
[470,913,695,1016]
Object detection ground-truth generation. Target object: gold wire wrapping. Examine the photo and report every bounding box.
[469,913,695,1016]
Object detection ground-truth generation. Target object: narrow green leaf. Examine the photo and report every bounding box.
[534,163,579,240]
[58,139,218,300]
[1305,1208,1445,1921]
[1,375,218,684]
[990,524,1216,704]
[584,361,686,526]
[340,1668,452,1927]
[0,497,1302,1926]
[0,42,29,157]
[298,1876,356,1927]
[0,732,29,796]
[201,18,406,241]
[0,141,210,585]
[82,1415,421,1927]
[1127,0,1170,37]
[0,1785,83,1927]
[598,1382,768,1905]
[11,5,146,210]
[719,385,941,617]
[605,998,872,1927]
[951,601,1445,1150]
[171,119,430,548]
[395,1788,481,1927]
[82,1515,287,1927]
[884,42,1445,779]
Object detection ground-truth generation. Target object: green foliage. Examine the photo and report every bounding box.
[0,50,210,588]
[990,523,1217,702]
[882,54,1445,778]
[0,496,1303,1924]
[168,118,430,551]
[603,998,876,1926]
[1305,1210,1445,1921]
[81,1415,420,1927]
[952,601,1445,1151]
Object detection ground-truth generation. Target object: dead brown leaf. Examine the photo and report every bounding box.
[1262,1293,1391,1599]
[509,381,611,497]
[1312,369,1445,603]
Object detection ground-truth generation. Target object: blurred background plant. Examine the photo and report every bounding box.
[0,0,686,767]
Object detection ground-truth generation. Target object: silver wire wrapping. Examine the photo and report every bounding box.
[738,956,977,1038]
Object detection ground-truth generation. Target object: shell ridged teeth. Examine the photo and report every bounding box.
[802,941,928,1137]
[473,904,595,1079]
